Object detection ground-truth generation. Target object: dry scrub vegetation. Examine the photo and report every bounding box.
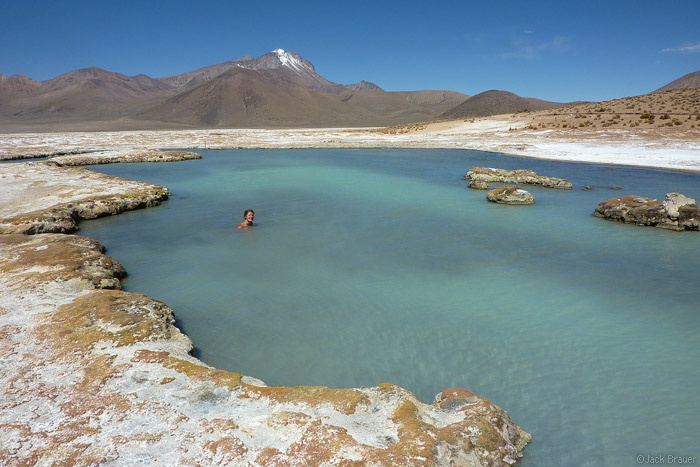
[374,88,700,136]
[524,88,700,131]
[372,121,440,134]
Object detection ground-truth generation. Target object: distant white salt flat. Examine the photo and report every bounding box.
[520,141,700,172]
[1,127,699,173]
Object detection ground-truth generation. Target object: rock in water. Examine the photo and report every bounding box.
[466,167,572,189]
[679,205,700,230]
[594,193,699,231]
[468,179,490,190]
[487,185,535,205]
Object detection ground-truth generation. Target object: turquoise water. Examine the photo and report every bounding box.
[80,149,699,466]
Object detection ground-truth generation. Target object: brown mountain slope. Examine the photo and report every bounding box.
[394,90,469,109]
[42,67,172,94]
[440,90,568,119]
[137,67,468,128]
[138,68,340,127]
[0,75,45,115]
[656,70,700,91]
[0,48,464,131]
[159,49,334,92]
[0,74,43,96]
[3,68,177,124]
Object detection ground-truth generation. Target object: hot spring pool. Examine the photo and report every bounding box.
[80,149,700,466]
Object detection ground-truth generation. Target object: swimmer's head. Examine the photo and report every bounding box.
[243,209,255,221]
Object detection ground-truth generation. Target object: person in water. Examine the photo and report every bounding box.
[237,209,255,229]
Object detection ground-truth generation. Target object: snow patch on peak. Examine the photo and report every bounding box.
[249,48,329,86]
[273,49,306,73]
[274,49,290,66]
[273,48,295,68]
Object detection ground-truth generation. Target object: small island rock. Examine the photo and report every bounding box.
[594,192,699,231]
[487,185,535,205]
[466,167,572,189]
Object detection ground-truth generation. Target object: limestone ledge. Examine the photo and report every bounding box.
[0,161,170,234]
[49,149,202,166]
[466,167,573,190]
[0,160,531,466]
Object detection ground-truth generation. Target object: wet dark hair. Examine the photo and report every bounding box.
[243,209,254,218]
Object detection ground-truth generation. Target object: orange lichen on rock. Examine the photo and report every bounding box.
[246,384,369,416]
[0,233,125,289]
[202,436,248,464]
[35,290,180,353]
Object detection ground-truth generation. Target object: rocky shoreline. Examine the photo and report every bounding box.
[0,154,531,465]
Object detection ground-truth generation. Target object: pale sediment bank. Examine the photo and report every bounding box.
[0,154,530,465]
[1,119,700,173]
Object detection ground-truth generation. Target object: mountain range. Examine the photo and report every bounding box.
[0,49,468,132]
[0,49,697,132]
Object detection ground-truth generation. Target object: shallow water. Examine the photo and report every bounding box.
[81,149,700,466]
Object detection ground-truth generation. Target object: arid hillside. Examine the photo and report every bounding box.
[379,87,700,136]
[656,70,700,91]
[440,90,572,119]
[513,87,700,132]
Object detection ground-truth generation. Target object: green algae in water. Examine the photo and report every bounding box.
[81,149,700,466]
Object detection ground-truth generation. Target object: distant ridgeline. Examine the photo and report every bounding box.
[0,49,467,131]
[1,50,697,131]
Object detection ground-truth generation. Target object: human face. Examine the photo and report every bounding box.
[245,211,255,223]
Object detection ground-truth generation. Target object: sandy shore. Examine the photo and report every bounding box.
[1,116,699,173]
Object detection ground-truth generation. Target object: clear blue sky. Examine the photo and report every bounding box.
[2,0,699,102]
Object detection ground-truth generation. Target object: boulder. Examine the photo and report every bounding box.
[594,193,699,231]
[678,205,700,230]
[487,185,535,205]
[663,192,696,218]
[466,167,572,189]
[468,179,489,190]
